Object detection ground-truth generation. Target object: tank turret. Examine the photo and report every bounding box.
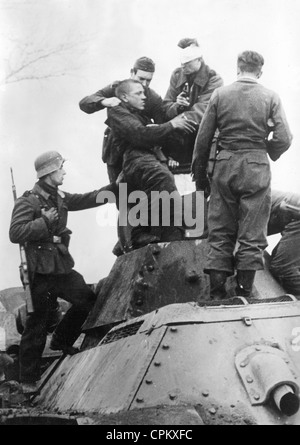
[1,239,300,425]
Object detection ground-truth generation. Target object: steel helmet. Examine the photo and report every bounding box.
[34,151,65,179]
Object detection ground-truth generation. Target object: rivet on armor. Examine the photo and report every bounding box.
[169,394,177,400]
[246,376,253,384]
[136,398,144,403]
[147,265,154,272]
[154,361,161,367]
[162,344,170,350]
[254,394,260,401]
[170,327,178,333]
[136,299,143,306]
[145,379,153,385]
[152,248,160,255]
[202,390,209,397]
[186,270,199,283]
[240,361,247,368]
[209,408,217,415]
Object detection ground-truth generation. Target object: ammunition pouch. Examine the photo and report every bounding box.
[26,237,75,275]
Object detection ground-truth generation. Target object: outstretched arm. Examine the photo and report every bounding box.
[79,82,120,114]
[108,106,197,149]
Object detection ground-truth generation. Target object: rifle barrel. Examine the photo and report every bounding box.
[10,167,17,202]
[10,167,34,313]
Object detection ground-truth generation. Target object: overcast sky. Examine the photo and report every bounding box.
[0,0,300,290]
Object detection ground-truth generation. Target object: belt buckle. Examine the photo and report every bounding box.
[53,236,61,244]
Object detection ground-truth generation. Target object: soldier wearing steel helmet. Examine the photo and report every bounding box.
[9,151,111,395]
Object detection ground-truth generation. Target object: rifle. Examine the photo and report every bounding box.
[10,168,34,313]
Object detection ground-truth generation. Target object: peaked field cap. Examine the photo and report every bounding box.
[179,44,203,64]
[34,151,65,179]
[133,56,155,72]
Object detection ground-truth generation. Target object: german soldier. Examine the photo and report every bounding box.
[268,190,300,296]
[192,51,293,299]
[9,151,110,394]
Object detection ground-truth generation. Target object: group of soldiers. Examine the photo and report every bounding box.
[7,38,298,394]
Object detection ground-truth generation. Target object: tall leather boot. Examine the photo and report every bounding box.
[209,270,228,300]
[236,270,256,298]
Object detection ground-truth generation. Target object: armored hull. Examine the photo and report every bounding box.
[1,240,300,425]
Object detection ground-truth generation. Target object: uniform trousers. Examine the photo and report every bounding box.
[206,149,271,274]
[19,270,95,383]
[122,150,183,242]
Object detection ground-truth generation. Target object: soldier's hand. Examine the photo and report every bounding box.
[41,207,59,224]
[167,157,179,170]
[196,178,211,198]
[170,114,197,134]
[101,97,121,108]
[176,92,190,108]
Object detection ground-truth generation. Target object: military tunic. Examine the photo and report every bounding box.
[9,181,107,383]
[192,78,292,274]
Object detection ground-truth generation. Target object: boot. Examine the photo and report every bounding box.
[209,270,228,300]
[236,270,256,298]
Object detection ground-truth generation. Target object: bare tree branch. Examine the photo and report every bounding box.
[1,36,93,85]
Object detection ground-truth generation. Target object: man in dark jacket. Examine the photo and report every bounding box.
[9,151,110,394]
[162,38,223,169]
[107,79,197,248]
[79,57,166,183]
[268,190,300,296]
[192,50,293,299]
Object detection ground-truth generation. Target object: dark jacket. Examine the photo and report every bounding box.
[268,190,300,235]
[192,78,293,176]
[163,61,224,123]
[107,102,174,160]
[268,190,300,288]
[79,82,166,166]
[9,183,105,275]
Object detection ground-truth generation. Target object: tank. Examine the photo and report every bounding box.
[1,238,300,425]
